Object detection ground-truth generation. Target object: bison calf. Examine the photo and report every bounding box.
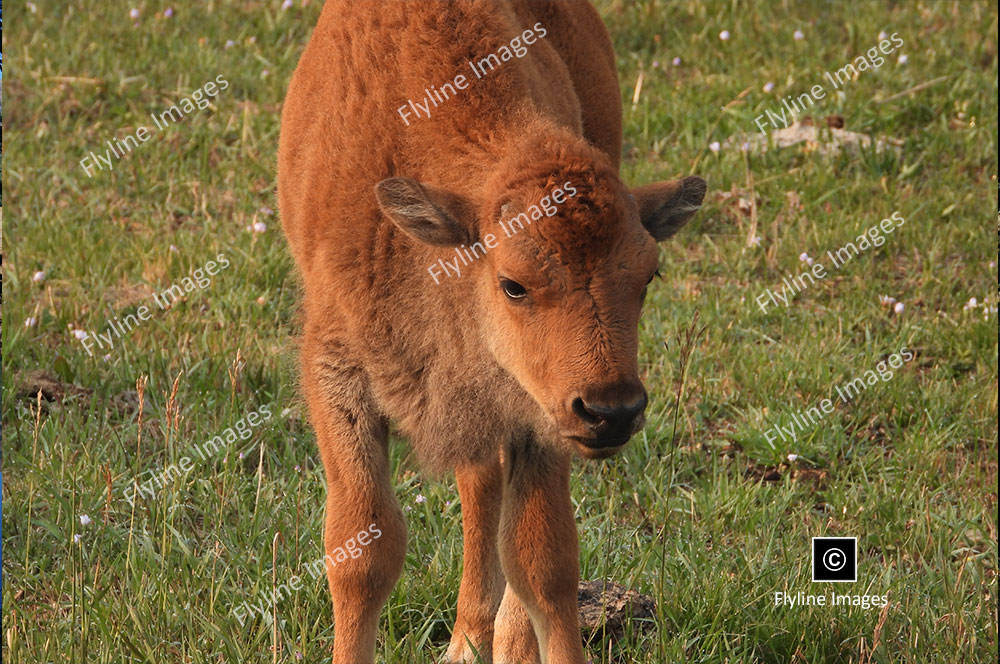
[278,1,705,662]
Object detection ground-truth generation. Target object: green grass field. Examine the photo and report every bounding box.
[2,1,997,662]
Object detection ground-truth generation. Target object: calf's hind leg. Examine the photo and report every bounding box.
[302,333,406,664]
[493,584,541,663]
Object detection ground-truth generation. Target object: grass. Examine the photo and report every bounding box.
[2,1,997,662]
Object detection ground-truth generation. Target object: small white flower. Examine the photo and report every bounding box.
[26,317,38,328]
[281,407,294,418]
[169,244,179,253]
[415,494,427,504]
[74,534,83,544]
[749,236,762,247]
[793,30,804,41]
[258,206,274,216]
[672,56,682,66]
[651,60,660,68]
[129,8,140,20]
[27,2,38,13]
[102,353,112,362]
[225,39,236,49]
[893,301,905,314]
[964,297,978,310]
[238,452,245,459]
[164,8,174,18]
[878,31,888,40]
[282,0,293,9]
[763,81,775,93]
[80,514,92,526]
[798,252,813,265]
[708,141,721,153]
[897,54,908,65]
[32,270,47,282]
[878,294,897,306]
[252,221,268,233]
[787,453,799,462]
[73,329,88,341]
[719,30,731,41]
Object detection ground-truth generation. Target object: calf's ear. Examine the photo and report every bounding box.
[375,177,473,246]
[632,175,707,241]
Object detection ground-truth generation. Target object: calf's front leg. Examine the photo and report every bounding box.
[445,461,505,662]
[497,440,585,664]
[302,333,407,664]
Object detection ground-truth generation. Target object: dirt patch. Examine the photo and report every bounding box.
[714,185,761,225]
[578,580,655,641]
[791,467,830,488]
[727,116,903,156]
[16,370,92,406]
[104,284,155,308]
[745,462,829,488]
[745,464,783,482]
[109,390,141,417]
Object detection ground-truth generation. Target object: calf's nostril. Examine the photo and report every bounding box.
[573,393,648,427]
[627,392,649,421]
[572,397,602,424]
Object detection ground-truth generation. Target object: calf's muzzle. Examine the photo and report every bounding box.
[570,384,648,450]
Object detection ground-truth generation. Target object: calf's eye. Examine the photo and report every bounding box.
[499,278,527,300]
[642,269,660,304]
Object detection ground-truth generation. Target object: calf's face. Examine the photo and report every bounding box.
[376,174,705,458]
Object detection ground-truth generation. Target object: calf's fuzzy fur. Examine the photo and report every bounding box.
[278,1,705,662]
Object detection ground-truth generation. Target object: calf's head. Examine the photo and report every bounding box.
[376,167,705,459]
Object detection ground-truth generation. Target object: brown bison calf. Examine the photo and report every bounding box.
[278,1,705,662]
